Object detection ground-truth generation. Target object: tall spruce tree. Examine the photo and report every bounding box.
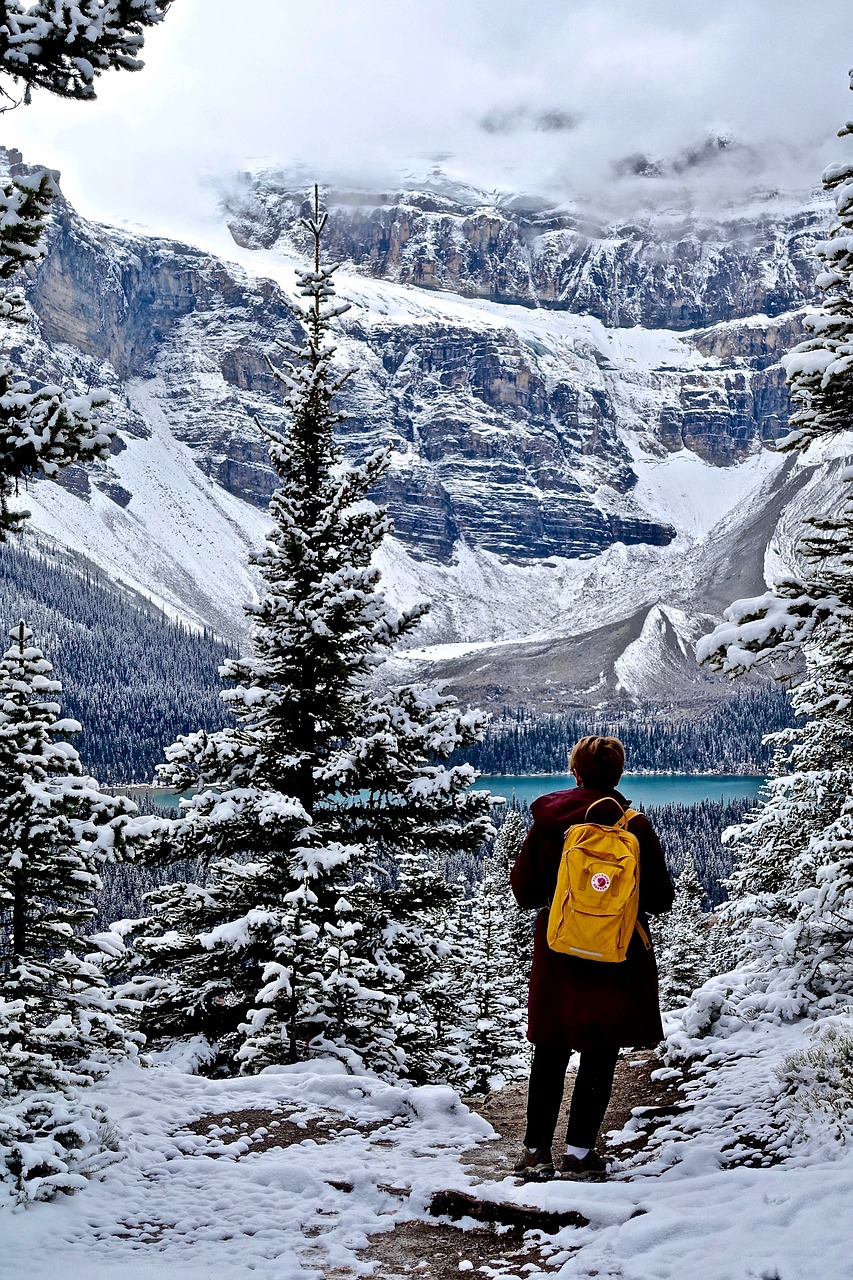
[0,621,137,1201]
[696,73,853,1016]
[461,840,528,1094]
[131,190,493,1080]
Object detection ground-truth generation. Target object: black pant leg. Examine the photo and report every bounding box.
[565,1046,620,1149]
[523,1044,572,1150]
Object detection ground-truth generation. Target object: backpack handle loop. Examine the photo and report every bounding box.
[583,798,639,829]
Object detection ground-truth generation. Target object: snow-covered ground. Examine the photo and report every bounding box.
[627,446,783,542]
[7,1013,852,1280]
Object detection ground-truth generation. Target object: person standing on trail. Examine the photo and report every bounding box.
[510,735,674,1181]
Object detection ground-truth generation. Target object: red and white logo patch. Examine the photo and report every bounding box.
[590,872,611,892]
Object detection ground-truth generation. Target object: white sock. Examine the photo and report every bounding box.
[565,1144,589,1160]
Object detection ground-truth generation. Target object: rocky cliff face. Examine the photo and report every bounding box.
[224,175,825,329]
[7,160,812,571]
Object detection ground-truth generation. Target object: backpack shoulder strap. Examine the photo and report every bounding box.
[620,810,650,948]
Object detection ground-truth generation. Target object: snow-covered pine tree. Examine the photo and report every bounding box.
[132,190,493,1081]
[778,77,853,458]
[401,871,470,1088]
[0,167,53,283]
[696,509,853,1024]
[708,653,849,977]
[0,3,176,526]
[778,505,853,1003]
[0,620,137,1201]
[657,851,711,1011]
[123,851,294,1075]
[460,841,528,1095]
[0,167,114,538]
[695,74,853,1018]
[0,1,173,106]
[491,807,534,1005]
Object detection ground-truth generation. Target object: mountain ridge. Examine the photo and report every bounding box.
[224,172,827,329]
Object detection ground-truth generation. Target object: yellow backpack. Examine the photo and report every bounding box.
[547,800,651,963]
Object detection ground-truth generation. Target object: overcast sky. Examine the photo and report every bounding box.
[4,0,853,238]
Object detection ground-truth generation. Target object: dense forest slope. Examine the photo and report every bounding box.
[0,534,230,781]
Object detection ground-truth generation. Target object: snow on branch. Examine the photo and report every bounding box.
[0,1,173,105]
[0,168,56,277]
[697,580,847,674]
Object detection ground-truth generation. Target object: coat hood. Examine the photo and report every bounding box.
[529,785,631,831]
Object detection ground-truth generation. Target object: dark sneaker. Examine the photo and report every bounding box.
[513,1146,554,1180]
[558,1150,608,1181]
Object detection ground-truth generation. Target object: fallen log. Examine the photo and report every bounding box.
[429,1189,588,1232]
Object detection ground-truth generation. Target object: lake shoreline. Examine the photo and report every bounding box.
[474,773,766,808]
[109,767,767,795]
[118,773,768,811]
[474,768,766,779]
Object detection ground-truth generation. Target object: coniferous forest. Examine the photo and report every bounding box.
[0,536,232,781]
[462,692,795,776]
[101,793,749,934]
[445,797,750,907]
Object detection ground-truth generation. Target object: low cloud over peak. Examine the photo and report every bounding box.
[4,0,852,238]
[612,133,758,182]
[480,105,581,136]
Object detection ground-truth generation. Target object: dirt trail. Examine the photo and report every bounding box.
[361,1049,684,1280]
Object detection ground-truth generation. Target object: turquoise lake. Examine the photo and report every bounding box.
[137,774,765,811]
[473,774,766,809]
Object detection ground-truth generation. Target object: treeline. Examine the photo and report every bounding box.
[461,690,796,776]
[642,797,750,906]
[445,793,751,909]
[0,538,232,782]
[95,848,202,932]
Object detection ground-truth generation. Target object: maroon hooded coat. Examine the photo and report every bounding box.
[511,785,675,1051]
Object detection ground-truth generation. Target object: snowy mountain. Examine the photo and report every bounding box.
[4,149,840,710]
[224,172,825,329]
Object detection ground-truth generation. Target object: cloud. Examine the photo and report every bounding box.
[670,134,749,175]
[535,109,581,134]
[479,106,528,136]
[480,106,581,136]
[2,0,853,237]
[612,153,664,180]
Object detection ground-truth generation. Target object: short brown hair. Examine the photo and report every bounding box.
[569,735,625,789]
